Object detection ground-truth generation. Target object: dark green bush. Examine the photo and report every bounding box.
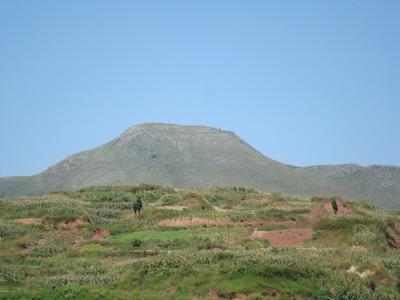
[131,239,142,247]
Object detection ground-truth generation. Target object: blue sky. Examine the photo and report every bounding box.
[1,1,399,176]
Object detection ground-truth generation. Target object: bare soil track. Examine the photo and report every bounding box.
[159,217,299,228]
[251,228,313,247]
[92,228,109,241]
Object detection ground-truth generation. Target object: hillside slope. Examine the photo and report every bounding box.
[0,123,399,208]
[1,185,400,299]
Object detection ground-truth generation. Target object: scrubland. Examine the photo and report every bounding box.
[0,185,399,299]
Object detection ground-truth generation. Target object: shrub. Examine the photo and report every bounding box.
[90,209,122,219]
[138,191,162,203]
[0,267,26,284]
[269,193,286,202]
[331,198,338,214]
[314,216,385,232]
[351,224,386,249]
[160,194,183,206]
[131,239,142,247]
[85,191,133,202]
[0,222,26,239]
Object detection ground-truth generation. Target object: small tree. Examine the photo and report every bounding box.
[133,195,143,218]
[331,197,338,215]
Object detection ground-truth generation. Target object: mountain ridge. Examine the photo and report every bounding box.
[1,123,399,208]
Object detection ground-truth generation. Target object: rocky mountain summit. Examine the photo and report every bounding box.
[1,123,399,208]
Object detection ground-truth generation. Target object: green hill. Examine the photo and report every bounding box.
[0,123,399,208]
[0,185,399,299]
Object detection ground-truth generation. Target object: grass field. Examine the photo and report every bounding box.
[0,185,399,299]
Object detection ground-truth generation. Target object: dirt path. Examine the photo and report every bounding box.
[213,206,231,212]
[159,217,299,228]
[235,198,246,209]
[251,228,313,247]
[159,217,232,227]
[12,218,43,225]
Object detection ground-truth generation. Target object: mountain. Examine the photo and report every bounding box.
[1,123,399,208]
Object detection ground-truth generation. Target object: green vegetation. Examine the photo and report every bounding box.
[0,184,399,299]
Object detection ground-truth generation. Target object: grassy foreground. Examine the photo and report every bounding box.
[0,185,400,299]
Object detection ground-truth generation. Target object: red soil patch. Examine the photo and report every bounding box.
[308,198,351,221]
[251,228,313,247]
[159,217,299,228]
[92,228,109,241]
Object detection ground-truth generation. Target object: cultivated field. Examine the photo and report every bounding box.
[0,185,399,299]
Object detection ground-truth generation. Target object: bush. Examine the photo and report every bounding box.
[160,194,183,206]
[314,216,385,232]
[0,222,26,239]
[351,224,386,249]
[138,191,162,203]
[90,209,122,220]
[0,267,26,284]
[131,239,142,247]
[85,191,133,202]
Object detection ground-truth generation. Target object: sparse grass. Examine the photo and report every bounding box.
[113,229,188,242]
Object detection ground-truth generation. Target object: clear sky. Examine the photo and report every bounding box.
[1,1,399,176]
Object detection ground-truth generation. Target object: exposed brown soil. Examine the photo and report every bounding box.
[56,218,89,230]
[232,293,247,300]
[65,218,89,226]
[235,198,246,208]
[251,228,313,247]
[386,228,400,251]
[209,291,222,300]
[307,198,351,221]
[92,228,109,241]
[34,225,88,250]
[180,197,202,206]
[12,218,43,225]
[159,217,299,228]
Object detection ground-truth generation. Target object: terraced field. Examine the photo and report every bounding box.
[0,185,400,299]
